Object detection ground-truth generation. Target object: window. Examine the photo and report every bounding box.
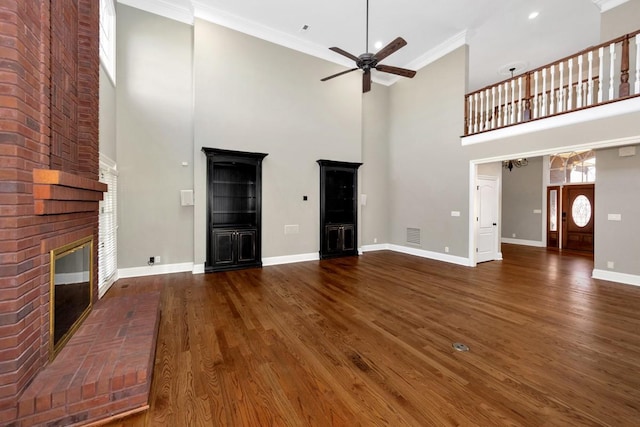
[100,0,116,83]
[549,150,596,185]
[98,158,118,297]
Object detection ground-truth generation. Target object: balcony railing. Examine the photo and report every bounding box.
[464,30,640,136]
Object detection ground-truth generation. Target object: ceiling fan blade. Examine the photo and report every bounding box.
[329,47,360,63]
[375,64,416,78]
[373,37,407,62]
[321,68,359,82]
[363,69,371,93]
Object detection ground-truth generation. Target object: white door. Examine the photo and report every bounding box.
[477,177,498,263]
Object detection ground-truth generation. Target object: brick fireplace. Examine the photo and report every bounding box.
[0,1,103,424]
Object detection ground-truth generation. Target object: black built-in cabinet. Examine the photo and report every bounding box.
[203,148,267,272]
[317,160,362,259]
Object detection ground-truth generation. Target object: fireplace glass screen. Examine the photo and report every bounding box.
[50,236,93,359]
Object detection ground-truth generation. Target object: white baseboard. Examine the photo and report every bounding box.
[361,243,391,252]
[592,269,640,287]
[262,252,319,266]
[387,244,473,267]
[118,262,194,279]
[192,263,205,274]
[501,238,545,247]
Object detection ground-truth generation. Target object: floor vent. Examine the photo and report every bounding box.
[406,227,421,245]
[452,342,470,352]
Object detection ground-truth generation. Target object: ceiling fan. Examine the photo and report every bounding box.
[321,0,417,93]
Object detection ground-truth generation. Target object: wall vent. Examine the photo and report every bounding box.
[406,227,421,245]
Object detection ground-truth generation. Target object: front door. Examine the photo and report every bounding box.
[477,177,499,263]
[562,184,594,252]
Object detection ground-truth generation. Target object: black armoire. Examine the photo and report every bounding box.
[317,160,362,259]
[203,148,268,272]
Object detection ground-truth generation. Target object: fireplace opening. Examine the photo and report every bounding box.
[50,236,94,360]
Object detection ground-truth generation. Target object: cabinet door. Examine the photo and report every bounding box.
[325,225,341,253]
[342,225,355,251]
[213,229,235,266]
[237,229,257,263]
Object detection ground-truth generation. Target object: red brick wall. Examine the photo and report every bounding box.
[0,1,100,423]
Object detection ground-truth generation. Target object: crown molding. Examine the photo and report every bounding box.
[592,0,629,12]
[381,30,468,86]
[117,0,194,25]
[192,1,354,69]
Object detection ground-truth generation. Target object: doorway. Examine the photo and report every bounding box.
[546,184,595,252]
[477,176,499,263]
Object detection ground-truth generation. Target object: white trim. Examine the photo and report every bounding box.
[118,0,194,24]
[501,238,545,247]
[384,31,468,86]
[98,272,118,299]
[361,243,391,252]
[468,162,478,266]
[592,269,640,287]
[388,244,472,267]
[99,152,117,171]
[118,262,194,279]
[192,263,205,274]
[262,252,319,267]
[592,0,630,12]
[461,96,640,146]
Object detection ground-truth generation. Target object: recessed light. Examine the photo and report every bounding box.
[528,11,539,20]
[374,41,383,49]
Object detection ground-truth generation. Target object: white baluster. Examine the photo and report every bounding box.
[577,54,583,108]
[541,68,547,117]
[510,79,516,124]
[504,82,510,125]
[473,93,479,133]
[497,84,502,127]
[467,96,473,134]
[558,61,564,112]
[491,87,496,129]
[598,47,604,103]
[549,65,555,115]
[567,58,573,110]
[609,43,616,100]
[635,34,640,95]
[517,76,523,122]
[587,51,594,106]
[485,89,491,129]
[533,71,539,119]
[480,89,485,130]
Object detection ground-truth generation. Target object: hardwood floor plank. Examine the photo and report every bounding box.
[103,245,640,426]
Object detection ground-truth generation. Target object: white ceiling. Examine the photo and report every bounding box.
[118,0,626,91]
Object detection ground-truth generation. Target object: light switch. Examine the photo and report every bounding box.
[607,213,622,221]
[180,190,194,206]
[451,211,460,217]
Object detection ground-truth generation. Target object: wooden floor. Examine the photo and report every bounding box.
[102,245,640,426]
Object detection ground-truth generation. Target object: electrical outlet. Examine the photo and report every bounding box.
[607,261,615,269]
[374,238,377,243]
[155,256,161,264]
[445,246,449,253]
[512,233,516,238]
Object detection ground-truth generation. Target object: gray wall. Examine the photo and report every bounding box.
[116,5,194,268]
[595,145,640,275]
[99,64,116,161]
[388,46,470,257]
[501,157,543,242]
[361,84,391,246]
[601,0,640,40]
[192,19,363,264]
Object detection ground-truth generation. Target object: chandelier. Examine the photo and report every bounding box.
[503,158,528,171]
